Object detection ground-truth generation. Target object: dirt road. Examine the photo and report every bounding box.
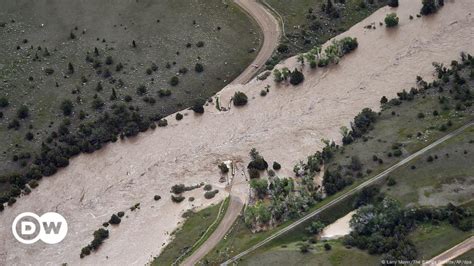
[182,164,248,266]
[423,236,474,266]
[231,0,281,84]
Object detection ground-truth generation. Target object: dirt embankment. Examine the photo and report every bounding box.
[0,0,473,265]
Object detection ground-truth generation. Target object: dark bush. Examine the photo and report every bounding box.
[170,76,179,86]
[204,184,213,191]
[289,69,305,85]
[388,0,399,7]
[60,100,74,116]
[204,189,219,199]
[0,97,9,108]
[273,161,281,170]
[158,89,172,97]
[176,113,183,120]
[171,194,185,203]
[109,214,121,225]
[154,195,161,201]
[218,163,229,174]
[277,44,289,53]
[385,13,399,28]
[195,63,204,73]
[248,168,260,179]
[324,243,332,251]
[158,119,168,127]
[17,105,29,119]
[233,91,248,107]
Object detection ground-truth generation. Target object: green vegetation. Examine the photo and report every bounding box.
[264,0,386,69]
[80,228,109,258]
[233,91,248,107]
[202,54,474,264]
[421,0,444,16]
[384,13,399,28]
[152,197,230,265]
[0,0,261,199]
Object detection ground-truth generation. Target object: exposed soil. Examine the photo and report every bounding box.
[0,0,473,265]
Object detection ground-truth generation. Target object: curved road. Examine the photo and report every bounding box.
[231,0,281,85]
[181,1,280,264]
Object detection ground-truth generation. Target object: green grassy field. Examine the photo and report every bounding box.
[152,197,230,265]
[201,60,474,264]
[0,0,260,194]
[263,0,387,67]
[239,240,380,266]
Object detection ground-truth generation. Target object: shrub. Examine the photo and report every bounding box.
[218,163,229,174]
[192,102,205,114]
[91,98,104,110]
[8,197,16,206]
[388,0,399,7]
[0,97,9,108]
[277,44,289,53]
[273,161,281,170]
[157,119,168,127]
[189,197,195,202]
[154,195,161,201]
[204,189,219,199]
[117,211,125,217]
[158,89,172,97]
[289,69,304,85]
[105,56,113,65]
[176,113,183,120]
[233,91,248,107]
[60,100,74,116]
[421,0,438,15]
[196,41,204,47]
[109,214,121,225]
[136,85,147,95]
[25,132,34,141]
[324,243,332,251]
[204,184,213,191]
[260,90,267,96]
[195,63,204,73]
[385,13,399,27]
[248,168,260,179]
[387,177,397,186]
[171,184,186,194]
[170,76,179,86]
[17,105,29,119]
[171,194,185,203]
[300,243,310,253]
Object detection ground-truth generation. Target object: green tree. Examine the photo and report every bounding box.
[385,13,399,27]
[60,100,74,116]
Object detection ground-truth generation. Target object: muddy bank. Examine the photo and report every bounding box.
[1,0,473,265]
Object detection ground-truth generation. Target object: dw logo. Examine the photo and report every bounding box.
[12,212,68,244]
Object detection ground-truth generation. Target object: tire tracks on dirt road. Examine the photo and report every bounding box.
[231,0,281,85]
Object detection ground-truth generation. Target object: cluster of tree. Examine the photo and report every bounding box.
[245,174,322,230]
[233,91,248,107]
[0,103,172,205]
[344,197,472,262]
[420,0,444,16]
[273,36,358,84]
[80,228,109,258]
[384,13,399,28]
[247,148,269,179]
